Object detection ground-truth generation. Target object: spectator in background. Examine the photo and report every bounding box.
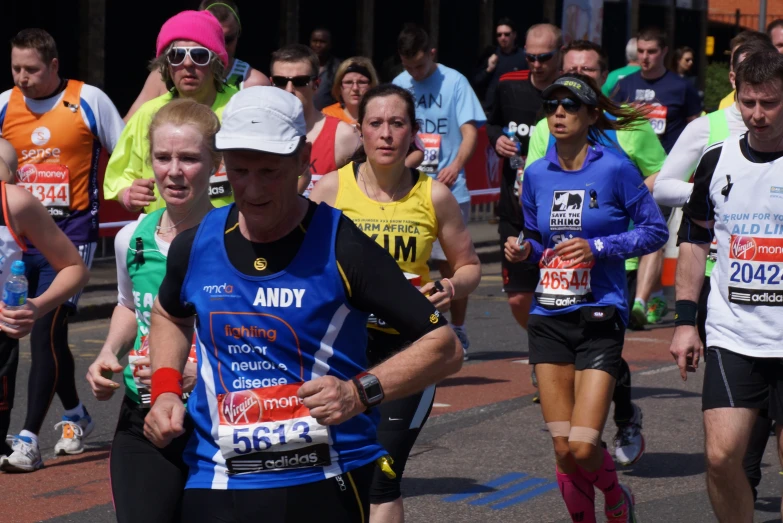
[310,28,341,110]
[602,38,640,96]
[322,57,379,125]
[473,17,528,113]
[718,30,771,110]
[672,46,696,87]
[767,18,783,52]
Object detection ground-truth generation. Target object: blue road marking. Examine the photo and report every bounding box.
[468,477,549,506]
[442,472,528,503]
[490,482,559,510]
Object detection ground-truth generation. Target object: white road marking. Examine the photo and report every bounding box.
[432,403,451,408]
[639,365,679,376]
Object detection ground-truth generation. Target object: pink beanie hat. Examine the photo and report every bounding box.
[156,10,229,68]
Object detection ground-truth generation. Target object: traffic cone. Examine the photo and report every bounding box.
[661,207,682,287]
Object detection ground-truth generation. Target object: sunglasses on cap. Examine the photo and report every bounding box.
[270,75,317,88]
[542,97,583,115]
[167,47,213,67]
[526,51,556,64]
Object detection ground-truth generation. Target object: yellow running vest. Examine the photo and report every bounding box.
[335,162,438,286]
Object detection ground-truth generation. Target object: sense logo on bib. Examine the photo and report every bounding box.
[728,234,783,305]
[535,248,595,309]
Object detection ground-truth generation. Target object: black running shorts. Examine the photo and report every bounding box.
[528,307,625,379]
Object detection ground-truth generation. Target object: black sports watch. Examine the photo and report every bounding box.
[351,372,384,408]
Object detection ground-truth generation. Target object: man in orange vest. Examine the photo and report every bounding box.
[0,28,124,473]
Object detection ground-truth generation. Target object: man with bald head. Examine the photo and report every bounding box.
[525,24,563,91]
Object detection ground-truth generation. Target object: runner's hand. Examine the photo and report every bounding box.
[144,393,186,448]
[0,299,39,339]
[495,135,519,158]
[87,350,123,401]
[298,376,365,425]
[134,356,152,386]
[487,53,499,72]
[555,238,594,267]
[504,236,530,263]
[123,179,156,211]
[669,325,702,381]
[421,281,452,312]
[437,164,459,187]
[183,361,197,394]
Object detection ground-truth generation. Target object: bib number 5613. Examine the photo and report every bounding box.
[233,421,313,455]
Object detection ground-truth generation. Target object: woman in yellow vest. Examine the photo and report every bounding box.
[309,84,480,523]
[104,10,238,214]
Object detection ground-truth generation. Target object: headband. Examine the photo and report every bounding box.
[344,63,373,81]
[205,3,242,33]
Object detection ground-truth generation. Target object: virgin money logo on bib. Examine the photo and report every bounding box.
[16,164,37,183]
[550,190,584,231]
[731,236,757,261]
[222,390,262,426]
[31,127,51,146]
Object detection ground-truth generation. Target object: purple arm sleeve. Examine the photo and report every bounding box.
[587,191,669,259]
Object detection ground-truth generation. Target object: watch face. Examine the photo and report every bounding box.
[364,382,383,402]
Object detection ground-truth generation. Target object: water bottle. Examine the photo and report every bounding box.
[3,261,27,327]
[504,128,524,170]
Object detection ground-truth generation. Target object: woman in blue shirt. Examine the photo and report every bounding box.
[505,74,667,523]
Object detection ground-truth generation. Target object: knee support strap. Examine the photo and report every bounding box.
[568,426,601,445]
[546,421,571,438]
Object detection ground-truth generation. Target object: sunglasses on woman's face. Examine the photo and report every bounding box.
[270,75,316,88]
[167,47,213,67]
[542,97,583,115]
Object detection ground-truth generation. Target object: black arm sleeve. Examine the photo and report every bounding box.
[334,215,448,341]
[157,226,198,318]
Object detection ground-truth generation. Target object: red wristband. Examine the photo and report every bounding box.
[151,368,183,406]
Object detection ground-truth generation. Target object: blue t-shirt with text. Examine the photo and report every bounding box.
[613,70,700,153]
[393,64,486,204]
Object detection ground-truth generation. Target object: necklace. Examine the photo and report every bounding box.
[360,165,406,211]
[156,206,195,234]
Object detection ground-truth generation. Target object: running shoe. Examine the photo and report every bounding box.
[629,299,647,329]
[452,327,470,360]
[646,296,669,324]
[1,435,43,472]
[606,484,638,522]
[614,403,645,466]
[53,413,94,456]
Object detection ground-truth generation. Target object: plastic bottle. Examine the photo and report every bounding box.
[504,127,524,170]
[3,261,27,325]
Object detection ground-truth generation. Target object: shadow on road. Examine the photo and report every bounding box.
[439,376,509,387]
[622,452,704,478]
[43,448,110,469]
[402,476,502,498]
[464,350,528,362]
[755,497,781,514]
[630,386,701,400]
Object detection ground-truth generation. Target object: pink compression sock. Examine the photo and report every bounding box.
[579,448,626,518]
[556,467,596,523]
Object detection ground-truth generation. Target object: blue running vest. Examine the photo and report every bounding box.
[182,203,385,490]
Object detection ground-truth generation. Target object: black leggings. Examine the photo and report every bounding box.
[23,304,79,434]
[181,462,374,523]
[110,395,193,523]
[0,332,19,455]
[366,329,434,504]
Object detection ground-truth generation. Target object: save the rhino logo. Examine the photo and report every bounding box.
[550,190,584,231]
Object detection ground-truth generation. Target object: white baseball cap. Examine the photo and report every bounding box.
[215,86,306,155]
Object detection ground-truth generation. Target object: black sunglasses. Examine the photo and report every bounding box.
[542,97,583,115]
[526,51,556,64]
[270,75,316,88]
[497,32,511,37]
